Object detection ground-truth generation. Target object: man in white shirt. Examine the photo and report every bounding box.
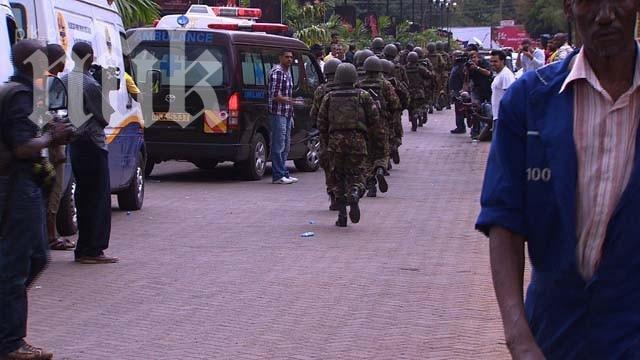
[516,39,545,73]
[490,49,516,122]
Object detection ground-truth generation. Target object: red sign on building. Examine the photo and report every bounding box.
[493,25,530,49]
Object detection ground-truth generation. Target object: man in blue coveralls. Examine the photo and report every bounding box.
[476,1,640,359]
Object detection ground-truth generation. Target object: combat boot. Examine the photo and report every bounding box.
[410,115,418,132]
[336,202,348,227]
[391,148,400,164]
[376,167,388,193]
[428,105,434,114]
[348,188,361,224]
[329,192,339,211]
[366,183,377,197]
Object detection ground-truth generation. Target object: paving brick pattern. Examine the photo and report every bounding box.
[26,110,510,359]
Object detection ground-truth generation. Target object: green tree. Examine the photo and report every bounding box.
[523,0,566,38]
[116,0,159,28]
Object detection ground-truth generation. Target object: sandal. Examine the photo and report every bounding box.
[49,237,76,251]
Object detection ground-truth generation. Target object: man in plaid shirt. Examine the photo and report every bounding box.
[268,49,298,184]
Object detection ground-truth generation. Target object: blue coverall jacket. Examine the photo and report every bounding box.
[476,51,640,359]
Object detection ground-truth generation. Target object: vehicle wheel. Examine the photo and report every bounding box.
[56,178,77,237]
[193,160,219,170]
[145,157,155,177]
[117,153,145,211]
[237,133,267,181]
[294,135,320,172]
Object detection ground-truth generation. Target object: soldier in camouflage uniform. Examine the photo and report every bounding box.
[356,56,400,198]
[381,59,410,165]
[317,63,386,227]
[405,51,432,132]
[436,41,452,109]
[414,46,436,117]
[310,58,342,210]
[382,44,410,89]
[426,42,446,111]
[371,37,385,57]
[354,49,375,81]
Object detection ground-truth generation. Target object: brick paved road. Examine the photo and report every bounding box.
[27,110,510,359]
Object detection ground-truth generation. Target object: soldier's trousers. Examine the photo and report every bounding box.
[409,99,426,121]
[327,152,367,203]
[391,111,403,148]
[320,153,337,196]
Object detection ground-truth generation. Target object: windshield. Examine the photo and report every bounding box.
[132,45,227,87]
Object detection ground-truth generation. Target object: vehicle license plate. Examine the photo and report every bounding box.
[153,112,191,123]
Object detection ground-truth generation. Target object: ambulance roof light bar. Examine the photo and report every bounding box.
[211,7,262,20]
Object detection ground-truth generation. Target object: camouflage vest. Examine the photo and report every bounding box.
[405,65,426,99]
[357,78,387,116]
[328,88,368,133]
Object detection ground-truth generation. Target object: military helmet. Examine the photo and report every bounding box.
[371,37,385,51]
[353,50,364,66]
[334,63,358,85]
[413,47,425,59]
[381,59,395,75]
[436,41,445,51]
[324,58,341,76]
[383,44,398,59]
[427,42,436,53]
[399,50,409,65]
[407,51,419,64]
[363,56,383,73]
[356,49,375,67]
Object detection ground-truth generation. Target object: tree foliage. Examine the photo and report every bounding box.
[116,0,160,28]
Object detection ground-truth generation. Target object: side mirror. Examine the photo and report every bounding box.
[46,76,68,111]
[147,70,161,94]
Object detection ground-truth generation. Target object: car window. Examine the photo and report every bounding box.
[9,3,26,40]
[291,55,300,88]
[241,51,265,86]
[6,15,17,45]
[301,53,319,89]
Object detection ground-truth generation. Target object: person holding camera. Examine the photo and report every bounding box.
[62,42,118,264]
[449,51,468,134]
[465,51,493,137]
[516,39,545,73]
[0,39,76,360]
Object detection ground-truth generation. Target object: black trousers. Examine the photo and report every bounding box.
[70,139,111,258]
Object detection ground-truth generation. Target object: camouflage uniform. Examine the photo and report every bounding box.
[383,68,410,152]
[436,42,453,109]
[317,81,385,226]
[405,52,432,132]
[426,44,446,111]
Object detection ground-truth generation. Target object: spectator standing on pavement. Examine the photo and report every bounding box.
[0,39,75,360]
[516,39,545,73]
[489,50,515,124]
[268,49,298,185]
[477,0,640,358]
[553,33,574,62]
[449,51,468,134]
[467,51,493,104]
[45,43,76,251]
[62,42,118,264]
[324,43,345,62]
[344,44,356,64]
[310,44,325,73]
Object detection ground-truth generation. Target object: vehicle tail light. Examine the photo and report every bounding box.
[207,23,239,31]
[152,19,160,27]
[227,92,240,130]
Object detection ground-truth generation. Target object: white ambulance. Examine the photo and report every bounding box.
[0,0,16,83]
[8,0,146,234]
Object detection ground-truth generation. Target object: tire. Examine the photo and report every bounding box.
[117,153,145,211]
[294,135,320,172]
[56,178,77,237]
[145,157,155,177]
[237,133,267,181]
[193,160,219,170]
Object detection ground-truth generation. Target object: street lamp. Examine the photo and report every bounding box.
[429,0,456,46]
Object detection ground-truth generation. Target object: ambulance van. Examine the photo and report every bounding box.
[129,5,322,180]
[8,0,146,235]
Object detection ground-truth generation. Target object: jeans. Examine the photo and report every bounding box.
[270,114,292,181]
[454,100,466,130]
[0,171,49,355]
[70,139,111,258]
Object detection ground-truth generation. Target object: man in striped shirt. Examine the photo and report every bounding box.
[268,49,298,184]
[477,1,640,358]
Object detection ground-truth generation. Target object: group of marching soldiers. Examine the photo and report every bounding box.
[310,37,454,227]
